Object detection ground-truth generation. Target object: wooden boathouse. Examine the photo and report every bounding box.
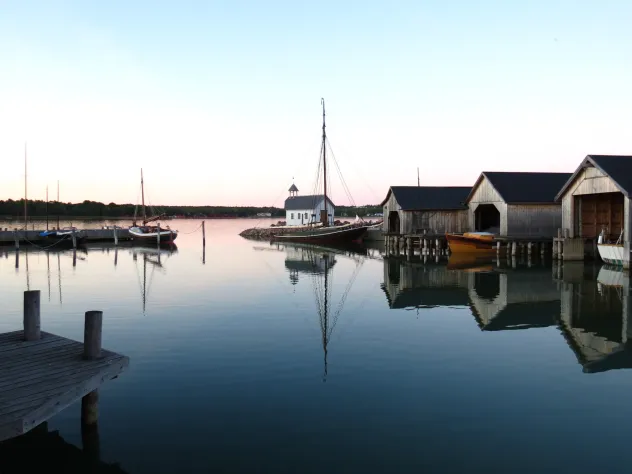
[466,171,572,238]
[555,155,632,262]
[381,186,471,256]
[381,186,471,235]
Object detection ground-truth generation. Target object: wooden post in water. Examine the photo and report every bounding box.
[83,311,103,360]
[71,229,77,249]
[73,249,77,267]
[113,227,118,246]
[202,220,206,247]
[156,225,161,247]
[14,230,19,250]
[81,390,100,463]
[23,290,41,341]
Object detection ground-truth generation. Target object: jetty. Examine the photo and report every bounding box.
[0,290,129,442]
[0,227,132,247]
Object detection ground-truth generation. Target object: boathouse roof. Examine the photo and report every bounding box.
[380,186,472,210]
[470,300,560,331]
[284,194,335,211]
[467,171,572,204]
[555,155,632,201]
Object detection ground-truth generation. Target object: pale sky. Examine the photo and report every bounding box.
[1,1,631,207]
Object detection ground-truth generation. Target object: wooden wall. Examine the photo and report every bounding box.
[506,204,562,238]
[382,192,400,232]
[467,177,508,235]
[401,210,469,234]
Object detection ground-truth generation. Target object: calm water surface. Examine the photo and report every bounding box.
[2,218,632,473]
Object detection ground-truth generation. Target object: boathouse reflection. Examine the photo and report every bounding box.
[382,257,632,374]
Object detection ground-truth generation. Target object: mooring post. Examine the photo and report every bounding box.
[73,249,77,267]
[83,310,103,360]
[23,290,41,341]
[527,242,532,257]
[71,229,77,249]
[496,241,501,254]
[14,230,19,250]
[81,390,100,462]
[511,241,517,256]
[113,227,118,246]
[202,220,206,247]
[156,225,161,247]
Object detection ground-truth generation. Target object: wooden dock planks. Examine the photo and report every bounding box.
[0,330,128,442]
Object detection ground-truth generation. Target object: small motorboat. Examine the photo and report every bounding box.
[597,229,627,267]
[445,232,496,253]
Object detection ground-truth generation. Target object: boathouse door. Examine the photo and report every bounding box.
[388,211,400,234]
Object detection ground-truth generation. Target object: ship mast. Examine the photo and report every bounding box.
[321,98,328,227]
[141,168,147,225]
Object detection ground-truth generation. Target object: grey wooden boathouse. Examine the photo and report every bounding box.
[555,155,632,245]
[466,171,572,237]
[381,186,471,235]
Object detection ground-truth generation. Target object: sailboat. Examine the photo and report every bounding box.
[271,99,369,244]
[128,169,178,243]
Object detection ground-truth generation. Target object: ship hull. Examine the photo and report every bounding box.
[272,225,368,244]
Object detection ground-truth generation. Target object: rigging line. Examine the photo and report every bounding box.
[326,138,356,207]
[325,135,381,204]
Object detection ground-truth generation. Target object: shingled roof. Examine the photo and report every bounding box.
[555,155,632,200]
[380,186,471,210]
[467,172,572,204]
[284,194,335,211]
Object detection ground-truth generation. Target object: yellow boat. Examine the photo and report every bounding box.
[445,232,496,253]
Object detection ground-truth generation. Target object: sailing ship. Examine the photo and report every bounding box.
[597,228,626,267]
[271,99,369,244]
[128,169,178,243]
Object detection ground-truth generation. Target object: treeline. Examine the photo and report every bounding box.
[0,199,382,219]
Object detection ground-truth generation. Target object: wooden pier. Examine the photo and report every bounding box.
[0,290,129,442]
[0,228,133,247]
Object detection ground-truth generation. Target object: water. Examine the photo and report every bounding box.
[1,219,632,473]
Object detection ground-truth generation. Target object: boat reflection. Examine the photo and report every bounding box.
[256,241,366,380]
[383,257,632,374]
[2,243,178,313]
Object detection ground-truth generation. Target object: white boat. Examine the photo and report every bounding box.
[129,169,178,243]
[597,229,627,267]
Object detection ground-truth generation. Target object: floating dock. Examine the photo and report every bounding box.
[0,291,129,442]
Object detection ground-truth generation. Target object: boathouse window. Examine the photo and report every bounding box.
[291,213,294,219]
[304,212,308,219]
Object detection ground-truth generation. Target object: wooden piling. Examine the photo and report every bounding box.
[202,221,206,247]
[511,241,517,256]
[156,225,161,246]
[496,241,501,254]
[73,249,77,267]
[113,227,118,246]
[83,311,103,360]
[81,390,100,462]
[23,290,41,341]
[527,242,532,257]
[14,230,19,250]
[71,229,77,249]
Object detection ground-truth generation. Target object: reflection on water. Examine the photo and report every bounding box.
[383,254,632,374]
[4,220,632,473]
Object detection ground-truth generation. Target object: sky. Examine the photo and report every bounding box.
[1,1,632,207]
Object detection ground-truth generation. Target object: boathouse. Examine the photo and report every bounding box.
[380,186,471,235]
[466,172,572,237]
[284,184,335,226]
[555,155,632,248]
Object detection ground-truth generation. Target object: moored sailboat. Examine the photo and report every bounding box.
[128,169,178,243]
[271,99,369,244]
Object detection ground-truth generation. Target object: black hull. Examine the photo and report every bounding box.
[271,225,368,244]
